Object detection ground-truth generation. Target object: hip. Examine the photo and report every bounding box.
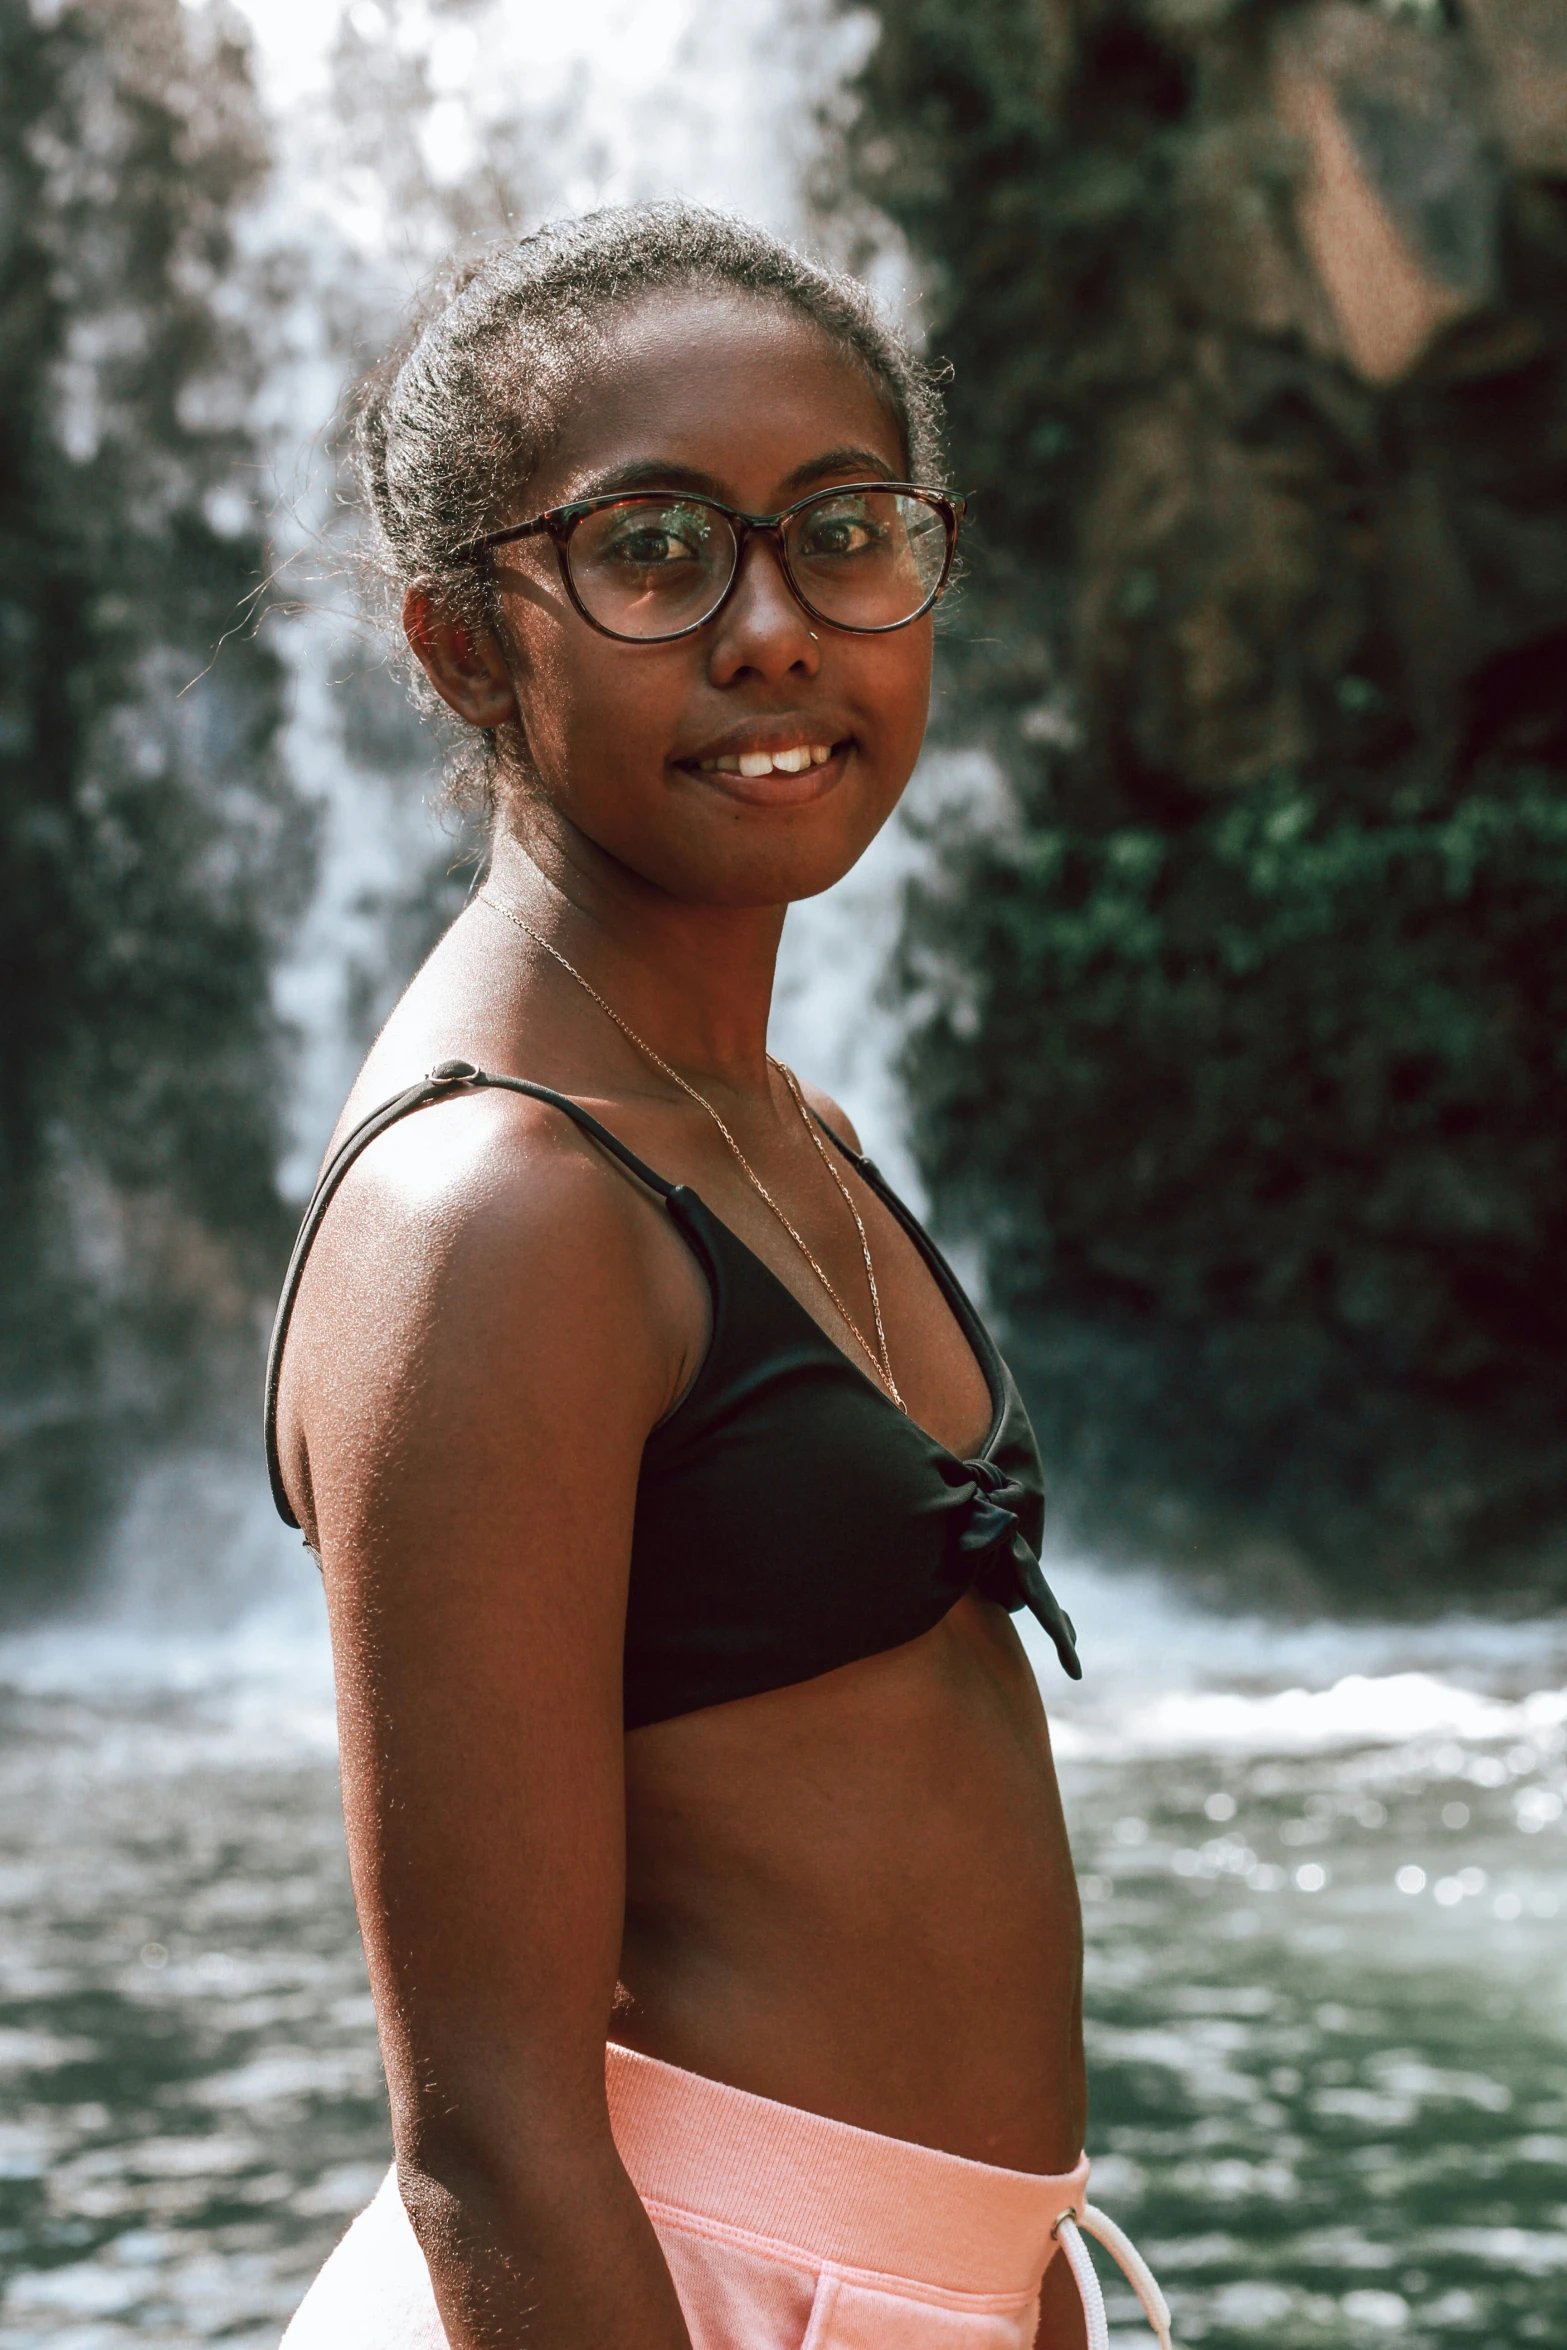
[281,2043,1098,2350]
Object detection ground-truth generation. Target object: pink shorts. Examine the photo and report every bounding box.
[282,2044,1168,2348]
[608,2042,1087,2346]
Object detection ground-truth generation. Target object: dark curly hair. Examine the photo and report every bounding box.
[353,200,948,816]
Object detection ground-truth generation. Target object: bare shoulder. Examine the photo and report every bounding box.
[794,1075,865,1156]
[274,1084,704,1548]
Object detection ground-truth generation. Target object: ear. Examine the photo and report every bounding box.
[403,586,519,731]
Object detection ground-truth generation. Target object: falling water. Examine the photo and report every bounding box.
[2,5,1564,2345]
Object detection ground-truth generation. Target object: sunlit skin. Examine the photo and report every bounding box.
[275,291,1087,2350]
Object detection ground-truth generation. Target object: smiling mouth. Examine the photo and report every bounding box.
[693,742,839,778]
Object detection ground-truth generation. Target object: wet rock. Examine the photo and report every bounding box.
[1463,0,1567,176]
[1275,4,1500,384]
[846,0,1567,1591]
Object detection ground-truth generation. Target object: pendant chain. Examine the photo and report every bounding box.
[478,890,905,1412]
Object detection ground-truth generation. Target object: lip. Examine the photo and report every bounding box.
[682,742,851,809]
[671,717,856,807]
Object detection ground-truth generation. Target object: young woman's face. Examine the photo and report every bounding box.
[414,292,937,909]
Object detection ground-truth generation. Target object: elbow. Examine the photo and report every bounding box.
[392,2095,620,2264]
[393,2133,545,2315]
[393,2114,530,2247]
[395,2152,480,2275]
[392,2119,639,2337]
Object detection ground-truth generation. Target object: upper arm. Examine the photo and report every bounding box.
[280,1097,687,2174]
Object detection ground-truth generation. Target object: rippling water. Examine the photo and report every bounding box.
[2,1527,1563,2349]
[1030,1583,1567,2347]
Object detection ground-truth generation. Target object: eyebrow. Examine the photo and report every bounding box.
[567,446,901,506]
[781,446,900,494]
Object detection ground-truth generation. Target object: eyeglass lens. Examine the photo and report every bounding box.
[564,490,950,640]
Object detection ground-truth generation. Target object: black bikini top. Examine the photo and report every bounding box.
[264,1060,1080,1728]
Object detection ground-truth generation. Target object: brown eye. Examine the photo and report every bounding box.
[566,498,738,637]
[603,520,704,568]
[795,504,881,560]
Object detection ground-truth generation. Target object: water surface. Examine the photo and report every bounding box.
[2,1548,1563,2347]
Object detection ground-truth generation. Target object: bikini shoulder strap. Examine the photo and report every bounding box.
[263,1059,676,1529]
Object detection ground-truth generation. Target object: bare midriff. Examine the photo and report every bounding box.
[615,1591,1085,2179]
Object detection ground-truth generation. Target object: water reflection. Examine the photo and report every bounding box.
[1067,1735,1567,2341]
[1,1570,1562,2345]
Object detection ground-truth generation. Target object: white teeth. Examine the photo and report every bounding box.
[699,742,840,776]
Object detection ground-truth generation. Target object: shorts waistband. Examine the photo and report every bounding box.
[605,2041,1089,2296]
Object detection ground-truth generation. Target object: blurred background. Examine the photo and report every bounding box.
[1,0,1565,2342]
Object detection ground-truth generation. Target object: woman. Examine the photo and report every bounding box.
[268,204,1172,2350]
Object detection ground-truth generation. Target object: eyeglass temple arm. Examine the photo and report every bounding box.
[458,517,553,562]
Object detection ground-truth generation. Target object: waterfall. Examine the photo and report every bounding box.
[88,0,931,1629]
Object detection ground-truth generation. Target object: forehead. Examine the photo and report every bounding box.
[528,290,907,508]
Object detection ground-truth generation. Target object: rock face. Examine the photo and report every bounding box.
[1277,4,1499,385]
[844,0,1567,1598]
[1465,0,1567,177]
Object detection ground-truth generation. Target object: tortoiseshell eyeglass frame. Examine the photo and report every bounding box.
[452,482,967,643]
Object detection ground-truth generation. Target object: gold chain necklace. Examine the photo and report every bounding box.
[478,890,905,1412]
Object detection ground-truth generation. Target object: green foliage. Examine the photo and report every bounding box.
[846,0,1567,1594]
[0,0,310,1595]
[902,760,1567,1589]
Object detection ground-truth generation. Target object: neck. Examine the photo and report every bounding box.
[485,821,786,1096]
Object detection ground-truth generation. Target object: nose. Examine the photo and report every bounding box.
[706,527,820,686]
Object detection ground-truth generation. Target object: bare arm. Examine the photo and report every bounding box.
[281,1096,700,2349]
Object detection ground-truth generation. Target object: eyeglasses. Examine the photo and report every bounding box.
[457,482,965,643]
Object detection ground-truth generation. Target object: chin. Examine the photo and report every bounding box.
[678,835,885,909]
[604,799,888,910]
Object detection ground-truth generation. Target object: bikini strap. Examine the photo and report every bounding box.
[263,1059,676,1529]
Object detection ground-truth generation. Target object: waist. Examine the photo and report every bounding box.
[606,2040,1089,2297]
[619,1596,1084,2168]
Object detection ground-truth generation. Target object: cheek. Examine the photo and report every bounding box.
[515,620,688,789]
[854,627,934,772]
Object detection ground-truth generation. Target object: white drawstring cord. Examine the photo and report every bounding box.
[1054,2204,1175,2350]
[1054,2215,1111,2350]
